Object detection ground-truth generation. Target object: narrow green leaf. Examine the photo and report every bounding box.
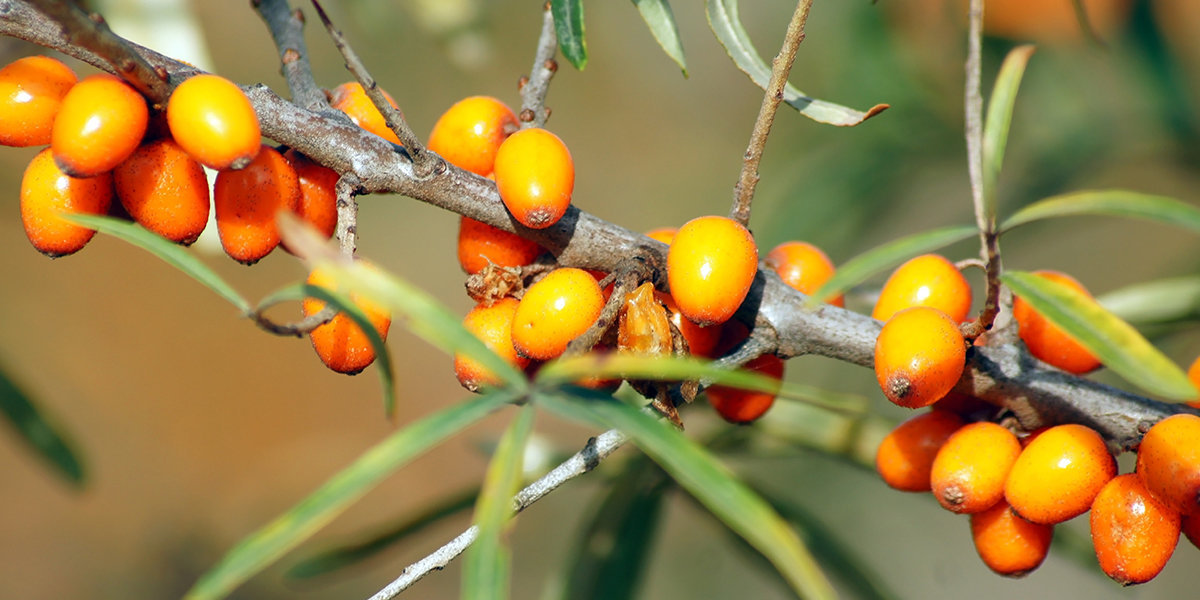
[981,45,1035,223]
[462,404,535,600]
[66,214,250,313]
[0,366,85,487]
[1097,275,1200,326]
[807,225,977,308]
[537,392,836,600]
[633,0,687,76]
[705,0,887,126]
[1001,271,1197,400]
[551,0,587,70]
[1000,190,1200,234]
[184,391,515,600]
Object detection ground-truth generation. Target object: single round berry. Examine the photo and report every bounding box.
[0,55,77,147]
[875,409,964,492]
[20,147,113,257]
[1090,473,1182,586]
[457,216,543,274]
[667,215,759,327]
[766,240,843,307]
[1011,270,1101,374]
[1004,424,1116,525]
[708,353,785,424]
[329,81,402,145]
[283,149,339,248]
[970,499,1054,577]
[874,306,966,409]
[1135,413,1200,516]
[644,227,677,245]
[213,145,301,264]
[303,265,392,375]
[51,73,148,177]
[511,267,605,360]
[114,138,210,245]
[493,127,574,229]
[872,254,972,323]
[930,421,1022,514]
[167,73,260,170]
[456,297,530,392]
[427,95,518,176]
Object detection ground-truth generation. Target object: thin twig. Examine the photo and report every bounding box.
[253,0,327,111]
[250,306,336,337]
[729,0,813,227]
[517,5,558,128]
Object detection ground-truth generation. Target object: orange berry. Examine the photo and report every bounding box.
[618,282,673,357]
[970,500,1054,577]
[874,306,966,409]
[51,73,148,177]
[1185,354,1200,409]
[1004,424,1116,524]
[213,145,300,264]
[114,138,209,245]
[329,81,402,145]
[872,254,972,323]
[511,267,605,360]
[427,95,518,176]
[493,127,574,229]
[667,216,759,327]
[20,147,113,257]
[1090,473,1181,585]
[283,149,339,245]
[708,353,785,424]
[644,227,676,245]
[656,291,722,358]
[455,297,530,391]
[875,409,964,492]
[766,240,843,307]
[1011,270,1101,374]
[303,265,392,375]
[1136,413,1200,516]
[0,55,77,147]
[456,216,543,274]
[166,74,260,170]
[930,421,1022,514]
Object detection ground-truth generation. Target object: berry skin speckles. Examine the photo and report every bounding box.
[20,147,113,257]
[213,145,300,264]
[511,267,604,360]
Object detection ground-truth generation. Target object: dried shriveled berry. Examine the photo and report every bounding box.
[970,500,1054,577]
[493,127,574,229]
[1090,473,1181,585]
[875,409,964,492]
[667,215,758,327]
[511,267,604,360]
[0,55,77,147]
[930,421,1022,514]
[1004,424,1116,525]
[428,95,518,176]
[213,145,300,264]
[455,297,529,391]
[303,265,392,375]
[618,282,673,357]
[1012,270,1101,374]
[457,216,543,274]
[167,73,260,170]
[20,147,113,257]
[872,254,972,323]
[874,307,966,409]
[114,138,209,245]
[51,73,148,177]
[1136,413,1200,516]
[766,240,842,307]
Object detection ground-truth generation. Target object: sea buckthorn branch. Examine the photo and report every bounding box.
[335,171,363,256]
[253,0,327,112]
[249,305,335,337]
[564,256,659,356]
[516,4,557,128]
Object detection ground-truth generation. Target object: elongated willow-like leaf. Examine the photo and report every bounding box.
[705,0,887,126]
[633,0,687,76]
[806,225,977,308]
[184,391,516,600]
[981,45,1035,224]
[66,214,250,313]
[537,391,836,600]
[1000,190,1200,234]
[551,0,587,70]
[1097,275,1200,326]
[1002,271,1197,400]
[462,404,535,600]
[0,366,85,487]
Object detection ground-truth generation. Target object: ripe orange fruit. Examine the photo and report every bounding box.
[20,147,113,257]
[1011,270,1101,374]
[114,138,210,245]
[493,127,574,229]
[1004,424,1116,524]
[970,499,1054,577]
[875,409,964,492]
[1135,413,1200,516]
[511,267,605,360]
[166,73,260,170]
[766,240,843,307]
[1186,354,1200,409]
[303,265,392,374]
[930,421,1022,514]
[874,306,966,409]
[1090,473,1181,585]
[707,353,784,424]
[455,297,530,391]
[644,227,677,245]
[213,145,300,264]
[656,291,722,357]
[872,254,972,323]
[667,215,759,327]
[283,149,339,245]
[329,81,402,145]
[427,95,518,177]
[457,216,543,274]
[51,73,148,178]
[0,55,76,147]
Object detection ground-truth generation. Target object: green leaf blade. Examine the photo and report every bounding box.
[302,283,397,417]
[0,367,85,487]
[1097,275,1200,326]
[551,0,587,70]
[981,45,1036,222]
[1000,190,1200,234]
[632,0,687,76]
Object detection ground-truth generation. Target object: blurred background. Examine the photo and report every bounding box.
[2,0,1200,598]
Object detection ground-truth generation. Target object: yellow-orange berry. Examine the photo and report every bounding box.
[970,500,1054,577]
[766,240,843,307]
[872,254,972,323]
[667,215,758,327]
[51,73,148,177]
[303,265,392,375]
[874,306,966,409]
[511,267,604,360]
[0,55,76,147]
[428,95,518,176]
[644,227,676,245]
[875,409,964,492]
[329,82,402,145]
[1090,473,1181,585]
[1012,270,1101,374]
[930,421,1022,514]
[493,127,574,229]
[114,138,209,245]
[1136,413,1200,516]
[708,353,784,424]
[166,74,260,170]
[1004,424,1116,524]
[656,291,722,358]
[1185,354,1200,409]
[20,147,113,257]
[455,297,530,391]
[213,145,300,264]
[457,216,543,274]
[283,149,339,244]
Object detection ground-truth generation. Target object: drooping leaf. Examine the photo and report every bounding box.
[1097,275,1200,326]
[0,366,85,487]
[981,45,1036,223]
[551,0,587,70]
[184,390,516,600]
[705,0,887,126]
[1002,271,1197,400]
[632,0,687,76]
[1000,190,1200,234]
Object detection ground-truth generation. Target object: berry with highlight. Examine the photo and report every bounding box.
[167,73,260,170]
[1012,270,1101,374]
[511,267,604,360]
[51,73,148,178]
[872,254,972,323]
[493,127,574,229]
[428,95,518,176]
[874,306,966,409]
[0,55,76,147]
[930,421,1021,514]
[666,215,758,327]
[20,147,113,257]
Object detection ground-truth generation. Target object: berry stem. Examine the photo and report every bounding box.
[250,306,335,337]
[518,5,559,129]
[254,0,327,112]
